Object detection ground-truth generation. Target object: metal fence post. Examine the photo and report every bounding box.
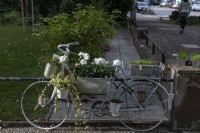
[152,43,155,55]
[162,53,165,64]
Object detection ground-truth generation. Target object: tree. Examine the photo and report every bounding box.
[31,0,34,31]
[20,0,25,31]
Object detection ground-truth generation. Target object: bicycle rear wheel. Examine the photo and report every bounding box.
[117,78,169,132]
[21,81,72,130]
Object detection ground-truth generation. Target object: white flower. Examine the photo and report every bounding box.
[94,58,108,65]
[78,52,84,56]
[80,59,87,65]
[78,52,90,60]
[59,55,67,63]
[83,53,90,60]
[113,59,122,67]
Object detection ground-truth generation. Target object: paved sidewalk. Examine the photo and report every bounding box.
[106,28,140,63]
[136,13,200,59]
[0,28,176,133]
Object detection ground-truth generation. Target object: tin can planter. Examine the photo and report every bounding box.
[38,95,47,107]
[43,62,59,78]
[56,88,68,99]
[110,99,122,116]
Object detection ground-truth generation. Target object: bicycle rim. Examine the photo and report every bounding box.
[21,81,72,130]
[117,78,169,132]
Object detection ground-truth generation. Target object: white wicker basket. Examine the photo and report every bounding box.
[130,61,163,77]
[77,77,111,95]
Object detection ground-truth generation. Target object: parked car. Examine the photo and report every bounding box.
[150,0,161,5]
[160,0,171,7]
[135,2,148,11]
[192,2,200,11]
[171,3,178,9]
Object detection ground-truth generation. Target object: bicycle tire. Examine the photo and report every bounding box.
[116,78,169,132]
[21,81,73,130]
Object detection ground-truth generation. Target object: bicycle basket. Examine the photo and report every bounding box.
[77,77,111,95]
[130,61,163,77]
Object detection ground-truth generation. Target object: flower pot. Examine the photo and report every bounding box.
[77,77,111,95]
[43,62,59,78]
[110,99,122,116]
[56,88,68,99]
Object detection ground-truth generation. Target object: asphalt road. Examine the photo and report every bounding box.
[151,6,200,17]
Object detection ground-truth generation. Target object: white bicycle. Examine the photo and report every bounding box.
[21,42,171,132]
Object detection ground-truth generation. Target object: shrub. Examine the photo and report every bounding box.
[92,0,133,22]
[187,16,200,26]
[169,10,179,20]
[2,11,21,25]
[35,5,116,61]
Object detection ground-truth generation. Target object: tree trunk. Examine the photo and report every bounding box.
[25,0,29,31]
[30,0,34,32]
[20,0,25,32]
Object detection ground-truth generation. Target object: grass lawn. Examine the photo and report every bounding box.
[0,25,48,121]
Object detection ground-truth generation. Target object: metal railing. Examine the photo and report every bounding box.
[127,18,169,64]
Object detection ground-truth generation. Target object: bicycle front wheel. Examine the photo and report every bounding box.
[21,81,72,130]
[117,78,169,132]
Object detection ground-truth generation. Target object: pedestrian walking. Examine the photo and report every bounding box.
[178,0,192,34]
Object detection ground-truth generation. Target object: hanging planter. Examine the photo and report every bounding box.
[38,95,47,106]
[110,99,122,116]
[43,59,60,78]
[56,88,68,99]
[44,62,59,78]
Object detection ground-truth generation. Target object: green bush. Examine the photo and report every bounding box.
[2,11,21,25]
[187,16,200,26]
[91,0,133,22]
[35,5,116,61]
[169,10,179,20]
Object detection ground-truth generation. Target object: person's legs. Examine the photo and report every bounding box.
[182,19,187,30]
[179,18,184,34]
[179,12,188,34]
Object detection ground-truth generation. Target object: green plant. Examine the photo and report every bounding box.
[2,11,21,25]
[169,10,179,20]
[48,58,60,66]
[187,16,200,26]
[178,49,187,59]
[99,0,133,21]
[192,53,200,61]
[72,52,115,78]
[48,72,86,131]
[35,5,116,56]
[130,59,154,65]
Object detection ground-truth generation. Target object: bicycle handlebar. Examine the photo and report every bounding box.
[57,42,79,56]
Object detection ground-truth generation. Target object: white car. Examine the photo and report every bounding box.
[135,2,148,11]
[192,2,200,11]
